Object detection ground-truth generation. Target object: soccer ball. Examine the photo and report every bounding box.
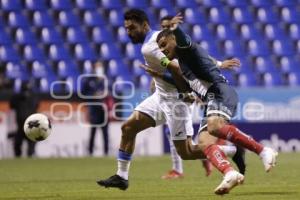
[23,113,52,142]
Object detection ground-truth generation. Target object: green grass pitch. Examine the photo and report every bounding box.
[0,153,299,200]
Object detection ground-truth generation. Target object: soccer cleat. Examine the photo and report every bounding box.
[214,170,244,195]
[232,145,246,175]
[202,160,213,177]
[161,170,184,180]
[97,175,129,190]
[259,147,278,172]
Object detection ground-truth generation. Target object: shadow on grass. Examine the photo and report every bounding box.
[235,191,299,196]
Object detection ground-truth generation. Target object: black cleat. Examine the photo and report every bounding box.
[232,145,246,175]
[97,175,129,190]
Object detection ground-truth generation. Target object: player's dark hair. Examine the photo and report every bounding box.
[160,15,174,22]
[124,9,149,25]
[156,29,174,43]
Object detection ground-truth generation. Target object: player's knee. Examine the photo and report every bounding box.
[121,123,137,140]
[176,150,191,160]
[207,116,223,136]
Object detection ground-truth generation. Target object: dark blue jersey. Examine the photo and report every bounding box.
[176,42,227,84]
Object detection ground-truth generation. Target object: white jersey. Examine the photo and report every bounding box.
[141,30,178,95]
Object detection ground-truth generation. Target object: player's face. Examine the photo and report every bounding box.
[124,20,146,44]
[157,35,176,60]
[160,20,171,30]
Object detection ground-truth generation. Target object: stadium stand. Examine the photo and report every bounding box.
[0,0,299,93]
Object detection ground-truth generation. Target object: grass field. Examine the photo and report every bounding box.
[0,153,299,200]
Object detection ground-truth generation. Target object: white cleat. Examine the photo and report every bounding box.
[214,170,244,195]
[259,147,278,172]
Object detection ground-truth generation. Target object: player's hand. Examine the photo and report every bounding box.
[170,13,183,31]
[182,93,195,103]
[140,64,163,78]
[220,58,241,69]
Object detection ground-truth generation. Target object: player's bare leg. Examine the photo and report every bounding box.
[97,111,156,190]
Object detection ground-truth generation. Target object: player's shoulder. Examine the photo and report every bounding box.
[142,30,160,51]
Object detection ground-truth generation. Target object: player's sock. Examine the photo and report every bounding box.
[203,144,234,174]
[218,145,237,157]
[169,138,183,173]
[116,149,132,180]
[218,124,263,154]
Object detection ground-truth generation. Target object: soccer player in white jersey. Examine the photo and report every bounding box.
[97,9,243,190]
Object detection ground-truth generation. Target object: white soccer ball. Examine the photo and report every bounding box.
[23,113,52,142]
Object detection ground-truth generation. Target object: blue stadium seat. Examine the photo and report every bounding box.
[222,39,246,57]
[271,39,294,56]
[280,7,300,24]
[7,12,30,28]
[101,0,122,9]
[23,45,45,61]
[125,43,143,59]
[15,28,37,45]
[32,11,55,27]
[138,74,151,90]
[0,0,21,11]
[25,0,47,11]
[288,24,300,40]
[99,43,121,60]
[82,60,93,74]
[278,56,300,73]
[40,75,56,93]
[191,25,214,42]
[0,30,12,45]
[40,27,63,44]
[48,44,71,61]
[151,0,172,8]
[0,45,20,62]
[263,24,287,40]
[126,0,148,8]
[107,59,129,78]
[199,40,221,58]
[263,72,282,87]
[253,56,278,73]
[246,39,270,57]
[232,7,254,24]
[92,27,113,44]
[215,24,238,40]
[66,27,88,44]
[202,0,223,7]
[287,72,300,86]
[208,7,231,24]
[74,44,96,61]
[239,24,263,41]
[132,59,145,76]
[108,9,124,27]
[275,0,298,7]
[225,0,248,7]
[158,8,176,21]
[117,27,130,43]
[250,0,273,7]
[297,40,300,54]
[58,11,81,27]
[184,8,206,25]
[31,60,48,78]
[175,0,198,8]
[75,0,97,10]
[238,73,257,87]
[256,7,279,24]
[232,58,253,74]
[5,62,23,79]
[50,0,72,10]
[56,60,77,78]
[82,10,105,27]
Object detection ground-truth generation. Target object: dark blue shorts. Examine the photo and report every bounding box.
[199,82,238,132]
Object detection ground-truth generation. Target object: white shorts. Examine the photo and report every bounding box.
[135,92,194,140]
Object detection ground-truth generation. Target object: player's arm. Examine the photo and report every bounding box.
[161,58,191,92]
[210,56,241,69]
[140,64,176,86]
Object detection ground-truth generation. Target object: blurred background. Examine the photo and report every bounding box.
[0,0,300,159]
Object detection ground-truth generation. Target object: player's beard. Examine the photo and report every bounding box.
[129,32,145,44]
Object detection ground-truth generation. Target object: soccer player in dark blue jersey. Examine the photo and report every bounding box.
[156,14,278,195]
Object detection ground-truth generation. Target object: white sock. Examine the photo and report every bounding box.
[218,145,237,157]
[169,139,183,173]
[117,159,131,180]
